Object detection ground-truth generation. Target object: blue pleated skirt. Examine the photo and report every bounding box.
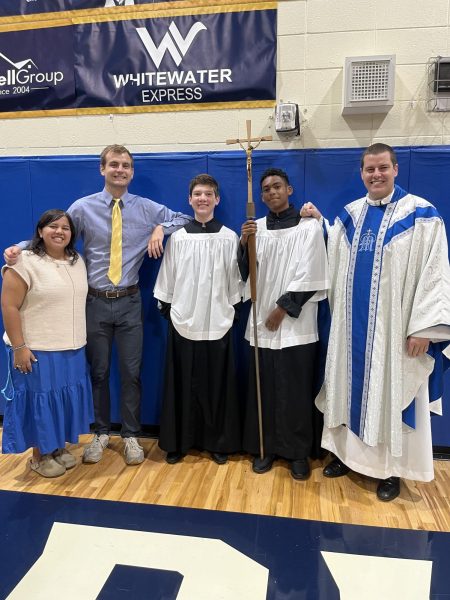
[1,346,94,455]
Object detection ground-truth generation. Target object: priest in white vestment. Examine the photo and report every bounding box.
[302,143,450,501]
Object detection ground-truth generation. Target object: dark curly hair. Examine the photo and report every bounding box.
[29,209,78,264]
[260,168,290,189]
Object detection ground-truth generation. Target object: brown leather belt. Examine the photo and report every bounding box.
[88,285,139,299]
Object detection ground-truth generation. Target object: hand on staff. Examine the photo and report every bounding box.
[3,245,21,266]
[14,347,37,374]
[300,202,322,220]
[240,219,257,247]
[148,225,164,258]
[265,306,286,332]
[406,336,430,357]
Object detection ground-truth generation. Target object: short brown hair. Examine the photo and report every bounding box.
[189,173,219,197]
[100,144,134,168]
[360,143,397,169]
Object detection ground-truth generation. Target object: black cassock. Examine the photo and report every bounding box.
[158,324,241,455]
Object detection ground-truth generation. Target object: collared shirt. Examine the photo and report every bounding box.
[365,189,394,207]
[68,189,191,289]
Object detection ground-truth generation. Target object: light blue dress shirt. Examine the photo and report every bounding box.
[66,189,191,289]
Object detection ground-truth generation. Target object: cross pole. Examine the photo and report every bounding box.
[226,120,272,460]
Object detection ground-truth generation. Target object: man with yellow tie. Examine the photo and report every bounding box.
[4,144,191,465]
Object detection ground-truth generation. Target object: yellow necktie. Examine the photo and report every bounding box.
[107,198,122,285]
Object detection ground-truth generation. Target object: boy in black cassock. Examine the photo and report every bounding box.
[154,174,241,464]
[239,168,329,479]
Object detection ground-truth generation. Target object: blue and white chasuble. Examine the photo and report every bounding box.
[317,186,450,481]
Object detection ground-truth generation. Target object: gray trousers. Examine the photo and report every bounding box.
[86,291,143,438]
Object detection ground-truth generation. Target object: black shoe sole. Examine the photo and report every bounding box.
[252,460,275,474]
[376,478,400,502]
[212,455,228,465]
[291,470,311,480]
[166,454,183,464]
[323,462,350,478]
[377,493,400,502]
[376,487,400,502]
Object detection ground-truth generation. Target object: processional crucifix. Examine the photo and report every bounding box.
[226,120,272,460]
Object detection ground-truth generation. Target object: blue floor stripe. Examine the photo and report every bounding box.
[0,489,448,599]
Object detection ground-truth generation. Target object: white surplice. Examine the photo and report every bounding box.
[244,216,329,350]
[154,226,241,341]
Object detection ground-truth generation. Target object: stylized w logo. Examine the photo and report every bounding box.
[104,0,134,6]
[136,22,207,68]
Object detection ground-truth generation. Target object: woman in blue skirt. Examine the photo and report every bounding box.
[1,209,93,477]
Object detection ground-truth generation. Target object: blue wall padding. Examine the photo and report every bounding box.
[0,147,449,445]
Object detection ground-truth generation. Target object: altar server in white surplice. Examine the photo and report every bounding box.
[154,174,241,466]
[239,168,329,481]
[301,143,450,502]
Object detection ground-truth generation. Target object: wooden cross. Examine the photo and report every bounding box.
[225,120,272,460]
[226,120,272,221]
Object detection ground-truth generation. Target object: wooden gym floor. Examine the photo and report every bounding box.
[0,432,449,533]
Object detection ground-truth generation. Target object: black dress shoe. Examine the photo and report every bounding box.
[166,451,184,464]
[323,457,350,478]
[252,454,275,474]
[211,452,228,465]
[291,458,310,480]
[376,476,400,502]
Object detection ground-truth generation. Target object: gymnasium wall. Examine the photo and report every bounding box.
[0,0,449,155]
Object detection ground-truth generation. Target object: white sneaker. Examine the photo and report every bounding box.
[124,437,144,465]
[82,434,109,464]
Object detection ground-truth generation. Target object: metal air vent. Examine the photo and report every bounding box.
[342,55,395,115]
[427,56,450,112]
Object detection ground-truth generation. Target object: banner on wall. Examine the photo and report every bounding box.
[0,27,76,112]
[0,1,276,117]
[0,0,177,18]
